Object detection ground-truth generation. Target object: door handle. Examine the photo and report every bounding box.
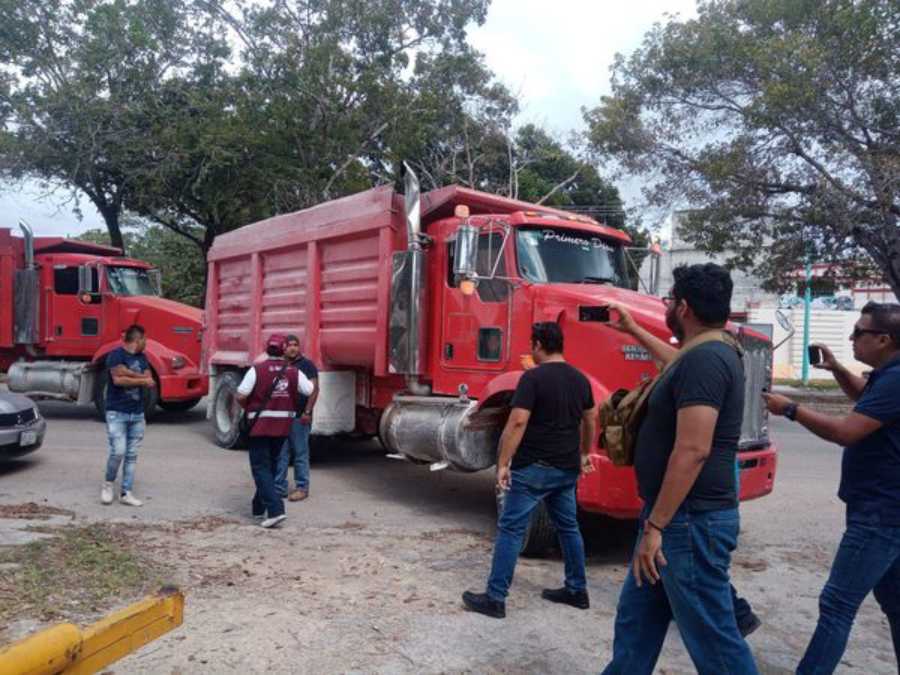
[444,343,454,359]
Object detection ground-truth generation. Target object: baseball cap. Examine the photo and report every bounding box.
[266,333,286,354]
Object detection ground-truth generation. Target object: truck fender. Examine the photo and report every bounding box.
[92,338,174,378]
[476,369,611,413]
[475,370,527,409]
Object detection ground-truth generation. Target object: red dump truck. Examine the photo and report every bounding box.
[204,170,777,553]
[0,222,207,416]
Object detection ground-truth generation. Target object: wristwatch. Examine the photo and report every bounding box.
[784,402,799,421]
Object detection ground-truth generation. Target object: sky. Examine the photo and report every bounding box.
[0,0,698,238]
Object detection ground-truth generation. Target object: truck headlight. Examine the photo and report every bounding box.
[170,356,186,370]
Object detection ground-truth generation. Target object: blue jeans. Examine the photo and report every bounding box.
[249,436,285,518]
[602,507,758,675]
[797,510,900,674]
[486,463,586,601]
[104,410,144,494]
[276,421,311,496]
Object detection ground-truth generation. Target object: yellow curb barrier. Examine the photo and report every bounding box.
[0,586,184,675]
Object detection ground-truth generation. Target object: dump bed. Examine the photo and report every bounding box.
[205,187,406,373]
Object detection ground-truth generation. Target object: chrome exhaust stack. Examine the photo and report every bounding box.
[388,162,430,395]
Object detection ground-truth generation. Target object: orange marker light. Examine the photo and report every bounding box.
[460,279,476,296]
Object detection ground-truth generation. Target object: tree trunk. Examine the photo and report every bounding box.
[195,226,218,309]
[99,206,125,253]
[884,239,900,303]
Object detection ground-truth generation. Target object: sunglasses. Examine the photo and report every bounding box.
[850,328,888,341]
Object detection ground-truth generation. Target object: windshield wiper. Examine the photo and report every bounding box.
[578,275,615,285]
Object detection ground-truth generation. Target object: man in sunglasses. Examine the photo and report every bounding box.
[763,301,900,673]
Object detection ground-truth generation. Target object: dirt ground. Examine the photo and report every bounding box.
[0,401,896,674]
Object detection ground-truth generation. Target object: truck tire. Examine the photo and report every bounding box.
[158,398,202,413]
[212,371,248,449]
[495,491,558,558]
[93,367,160,421]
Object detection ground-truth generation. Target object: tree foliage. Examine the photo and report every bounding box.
[1,0,636,276]
[586,0,900,299]
[0,0,215,251]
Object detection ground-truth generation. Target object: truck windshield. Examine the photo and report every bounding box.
[515,227,630,287]
[105,266,160,296]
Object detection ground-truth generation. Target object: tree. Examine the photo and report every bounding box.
[123,0,499,253]
[77,222,206,307]
[585,0,900,299]
[0,0,217,252]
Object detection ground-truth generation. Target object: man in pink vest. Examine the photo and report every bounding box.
[236,334,314,528]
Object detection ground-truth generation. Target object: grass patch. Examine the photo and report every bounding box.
[0,524,170,628]
[774,378,841,391]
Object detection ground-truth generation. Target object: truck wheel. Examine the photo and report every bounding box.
[158,398,202,413]
[213,371,247,449]
[495,491,558,558]
[94,368,159,421]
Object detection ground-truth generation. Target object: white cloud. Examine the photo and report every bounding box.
[469,0,698,134]
[0,183,104,237]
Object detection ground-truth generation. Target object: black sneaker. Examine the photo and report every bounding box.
[462,591,506,619]
[738,611,762,638]
[541,587,590,609]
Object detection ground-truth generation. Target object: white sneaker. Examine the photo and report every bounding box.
[261,514,286,529]
[120,491,143,507]
[253,514,265,522]
[101,482,114,505]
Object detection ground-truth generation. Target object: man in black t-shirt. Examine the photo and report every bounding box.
[462,322,598,619]
[601,264,758,675]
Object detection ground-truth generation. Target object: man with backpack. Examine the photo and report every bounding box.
[601,263,758,675]
[236,334,314,529]
[763,302,900,673]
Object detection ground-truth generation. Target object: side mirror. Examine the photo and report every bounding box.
[148,269,162,296]
[648,241,662,296]
[78,265,96,294]
[453,222,479,280]
[773,309,796,351]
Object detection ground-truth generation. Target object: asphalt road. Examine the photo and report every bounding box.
[0,400,896,673]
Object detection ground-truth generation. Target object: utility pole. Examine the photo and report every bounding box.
[801,257,812,385]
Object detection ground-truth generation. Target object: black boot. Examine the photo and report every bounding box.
[737,610,762,638]
[541,587,590,609]
[462,591,506,619]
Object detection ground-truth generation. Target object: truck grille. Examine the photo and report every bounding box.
[738,330,771,450]
[0,407,37,428]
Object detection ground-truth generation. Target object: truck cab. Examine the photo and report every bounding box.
[0,224,208,416]
[412,205,776,521]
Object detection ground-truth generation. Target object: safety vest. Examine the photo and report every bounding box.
[245,358,300,437]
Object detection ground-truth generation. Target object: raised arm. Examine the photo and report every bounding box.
[605,302,678,366]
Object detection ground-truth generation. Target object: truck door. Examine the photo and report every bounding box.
[441,228,511,372]
[48,264,102,356]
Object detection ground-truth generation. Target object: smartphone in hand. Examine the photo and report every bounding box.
[808,345,823,366]
[579,306,610,322]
